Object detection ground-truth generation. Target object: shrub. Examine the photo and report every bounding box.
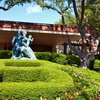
[89,60,100,72]
[94,60,100,68]
[0,50,11,59]
[0,82,73,100]
[3,60,42,67]
[0,50,80,66]
[66,54,80,67]
[35,52,67,65]
[61,66,100,99]
[2,67,72,83]
[0,59,74,100]
[36,52,81,66]
[0,59,100,99]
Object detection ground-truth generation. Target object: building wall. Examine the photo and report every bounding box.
[0,20,92,53]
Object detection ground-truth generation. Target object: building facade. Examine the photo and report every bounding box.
[0,20,92,53]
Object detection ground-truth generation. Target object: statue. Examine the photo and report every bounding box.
[11,29,37,60]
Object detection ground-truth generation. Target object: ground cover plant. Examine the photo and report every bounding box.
[0,59,100,99]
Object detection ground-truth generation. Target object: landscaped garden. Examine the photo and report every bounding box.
[0,58,100,100]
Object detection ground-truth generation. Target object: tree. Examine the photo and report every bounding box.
[85,4,100,37]
[55,13,77,26]
[37,0,100,68]
[0,0,32,11]
[67,0,100,68]
[36,0,72,30]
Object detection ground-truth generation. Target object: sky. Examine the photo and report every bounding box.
[0,4,61,24]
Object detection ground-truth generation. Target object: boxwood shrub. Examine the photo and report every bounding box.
[36,52,67,65]
[2,67,72,83]
[0,59,100,99]
[0,82,73,100]
[0,59,74,100]
[0,50,80,66]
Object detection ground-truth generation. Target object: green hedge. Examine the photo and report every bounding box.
[0,59,100,99]
[0,50,100,70]
[0,50,80,66]
[0,82,72,100]
[36,52,80,66]
[3,60,43,67]
[94,60,100,68]
[0,59,74,100]
[0,50,11,59]
[36,52,67,65]
[2,67,72,82]
[89,60,100,71]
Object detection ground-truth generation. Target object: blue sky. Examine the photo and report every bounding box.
[0,4,61,24]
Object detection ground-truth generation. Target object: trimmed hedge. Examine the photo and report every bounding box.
[0,82,72,100]
[0,59,74,100]
[36,52,67,65]
[0,50,100,70]
[2,67,72,83]
[0,50,11,59]
[0,59,100,99]
[3,60,43,67]
[0,50,80,66]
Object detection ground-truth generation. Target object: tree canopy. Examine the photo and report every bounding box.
[85,4,100,37]
[0,0,32,11]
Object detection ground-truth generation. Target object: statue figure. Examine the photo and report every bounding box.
[11,29,37,60]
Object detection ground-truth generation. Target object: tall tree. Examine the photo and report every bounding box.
[68,0,100,68]
[37,0,100,68]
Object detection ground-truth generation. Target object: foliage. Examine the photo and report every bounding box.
[36,52,67,65]
[89,59,100,72]
[0,50,100,71]
[36,0,72,26]
[0,59,74,99]
[61,66,100,99]
[66,54,80,67]
[0,82,72,100]
[94,60,100,68]
[0,50,80,66]
[0,59,100,99]
[56,13,77,26]
[0,0,32,11]
[0,50,11,59]
[2,67,72,82]
[85,4,100,37]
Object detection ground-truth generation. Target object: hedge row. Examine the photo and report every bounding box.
[0,59,100,99]
[0,50,11,59]
[0,50,99,69]
[0,59,74,100]
[0,50,80,66]
[0,82,72,100]
[1,67,72,83]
